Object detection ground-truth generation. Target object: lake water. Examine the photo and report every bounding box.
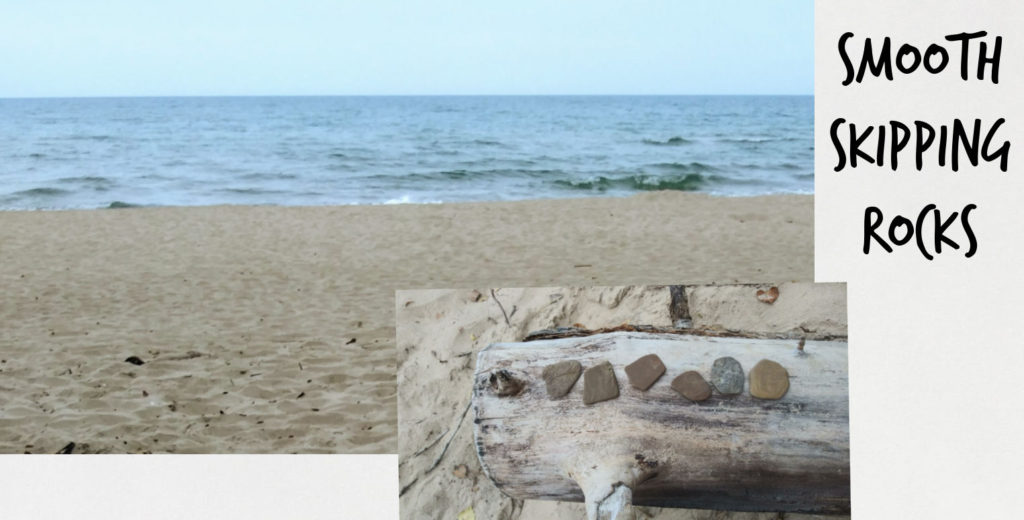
[0,95,812,209]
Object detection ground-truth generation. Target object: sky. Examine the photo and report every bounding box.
[0,0,812,97]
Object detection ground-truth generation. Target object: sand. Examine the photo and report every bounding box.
[396,283,846,519]
[0,192,811,454]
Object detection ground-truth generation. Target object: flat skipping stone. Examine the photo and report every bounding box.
[624,354,666,391]
[672,370,712,402]
[749,359,789,400]
[542,360,582,398]
[710,356,744,395]
[583,361,619,405]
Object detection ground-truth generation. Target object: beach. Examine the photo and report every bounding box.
[0,191,812,454]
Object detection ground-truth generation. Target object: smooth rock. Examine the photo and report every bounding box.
[583,361,619,405]
[749,359,789,400]
[710,356,744,395]
[624,354,666,391]
[672,371,712,402]
[542,360,582,398]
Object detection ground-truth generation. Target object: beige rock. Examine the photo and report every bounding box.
[623,354,665,391]
[582,361,619,405]
[749,359,790,399]
[671,370,712,402]
[541,360,582,398]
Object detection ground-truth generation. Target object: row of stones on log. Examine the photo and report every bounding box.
[622,354,792,402]
[539,355,790,405]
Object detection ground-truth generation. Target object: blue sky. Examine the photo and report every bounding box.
[0,1,812,97]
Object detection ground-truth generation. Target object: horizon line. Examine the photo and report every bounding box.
[0,93,814,101]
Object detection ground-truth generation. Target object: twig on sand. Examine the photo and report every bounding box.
[398,477,418,497]
[491,289,511,327]
[412,428,449,458]
[426,400,472,474]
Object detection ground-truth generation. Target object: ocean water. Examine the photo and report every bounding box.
[0,96,812,209]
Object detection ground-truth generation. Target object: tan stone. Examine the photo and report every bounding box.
[671,370,712,402]
[582,361,619,405]
[749,359,789,399]
[541,360,582,398]
[624,354,666,391]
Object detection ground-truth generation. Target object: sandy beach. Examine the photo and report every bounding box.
[0,191,812,454]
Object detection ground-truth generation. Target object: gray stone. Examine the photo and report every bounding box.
[672,370,712,402]
[749,359,789,400]
[583,361,619,405]
[541,360,582,398]
[710,356,744,395]
[624,354,666,391]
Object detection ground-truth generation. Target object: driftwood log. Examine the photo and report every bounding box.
[472,331,849,518]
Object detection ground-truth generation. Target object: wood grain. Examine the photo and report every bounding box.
[472,331,850,515]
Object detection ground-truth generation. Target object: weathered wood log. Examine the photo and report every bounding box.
[472,331,849,518]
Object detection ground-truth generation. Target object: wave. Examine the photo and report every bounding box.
[136,173,175,181]
[361,169,565,182]
[412,142,461,156]
[642,136,692,146]
[552,173,708,192]
[10,152,72,161]
[58,175,115,185]
[719,137,771,144]
[647,162,719,174]
[472,139,503,146]
[327,147,376,160]
[238,172,298,181]
[718,136,802,144]
[704,175,772,186]
[443,158,538,169]
[106,201,140,209]
[381,194,444,205]
[215,187,291,195]
[10,187,71,197]
[65,135,115,142]
[729,162,804,172]
[364,166,725,193]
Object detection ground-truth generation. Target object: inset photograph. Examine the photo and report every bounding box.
[397,284,848,519]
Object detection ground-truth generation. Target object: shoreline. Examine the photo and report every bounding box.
[0,189,815,212]
[0,191,812,454]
